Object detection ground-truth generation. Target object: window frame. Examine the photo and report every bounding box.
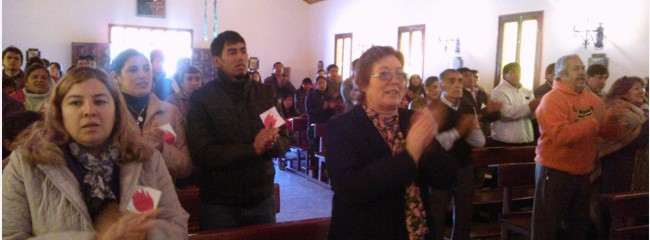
[108,24,194,48]
[397,24,426,77]
[334,33,353,80]
[494,11,544,88]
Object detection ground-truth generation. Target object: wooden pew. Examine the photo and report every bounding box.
[176,186,201,233]
[472,146,536,166]
[187,217,331,240]
[177,183,281,233]
[286,117,310,172]
[497,162,536,240]
[443,146,536,239]
[601,191,649,240]
[471,146,536,207]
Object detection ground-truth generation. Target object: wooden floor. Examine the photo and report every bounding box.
[274,162,333,222]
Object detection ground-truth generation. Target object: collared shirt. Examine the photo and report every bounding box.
[436,96,485,151]
[490,80,536,144]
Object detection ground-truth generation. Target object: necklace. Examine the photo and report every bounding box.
[127,104,148,126]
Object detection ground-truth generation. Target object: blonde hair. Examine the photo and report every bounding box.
[16,67,152,165]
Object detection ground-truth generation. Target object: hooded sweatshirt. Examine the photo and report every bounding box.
[534,80,606,175]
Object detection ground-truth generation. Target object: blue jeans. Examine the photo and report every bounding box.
[532,164,590,240]
[200,196,276,231]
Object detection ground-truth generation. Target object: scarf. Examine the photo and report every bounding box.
[69,142,119,213]
[23,88,48,112]
[363,105,428,240]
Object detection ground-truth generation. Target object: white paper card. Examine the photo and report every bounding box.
[259,107,286,128]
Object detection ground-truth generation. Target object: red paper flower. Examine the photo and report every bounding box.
[264,114,277,129]
[132,189,154,212]
[162,130,176,145]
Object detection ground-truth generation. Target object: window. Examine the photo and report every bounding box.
[495,11,543,89]
[334,33,352,80]
[398,24,425,77]
[109,24,193,75]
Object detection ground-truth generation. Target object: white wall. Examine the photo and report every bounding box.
[3,0,648,91]
[308,0,649,92]
[2,0,312,87]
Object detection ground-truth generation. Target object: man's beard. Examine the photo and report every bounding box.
[234,73,247,81]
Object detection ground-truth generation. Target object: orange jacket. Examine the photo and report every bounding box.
[535,80,606,175]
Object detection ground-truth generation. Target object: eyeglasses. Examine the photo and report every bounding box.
[371,71,408,82]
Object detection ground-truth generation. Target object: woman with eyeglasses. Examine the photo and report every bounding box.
[109,49,192,180]
[3,67,188,239]
[326,46,457,240]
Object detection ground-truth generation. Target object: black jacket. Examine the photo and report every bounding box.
[326,105,458,240]
[187,72,289,207]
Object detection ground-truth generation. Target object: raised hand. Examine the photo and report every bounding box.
[485,100,503,114]
[406,110,437,165]
[455,114,475,137]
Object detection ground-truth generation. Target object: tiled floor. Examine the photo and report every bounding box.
[274,164,333,222]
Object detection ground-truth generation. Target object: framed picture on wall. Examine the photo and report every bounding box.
[588,53,609,69]
[26,48,40,60]
[137,0,165,18]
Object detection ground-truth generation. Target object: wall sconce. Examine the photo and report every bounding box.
[438,37,460,54]
[573,23,605,49]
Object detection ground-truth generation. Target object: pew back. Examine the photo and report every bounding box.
[602,191,649,240]
[187,217,331,240]
[497,162,536,239]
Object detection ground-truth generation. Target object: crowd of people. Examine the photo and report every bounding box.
[2,29,648,240]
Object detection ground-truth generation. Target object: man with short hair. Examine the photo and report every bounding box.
[489,62,540,146]
[586,63,609,98]
[76,55,89,67]
[430,69,485,240]
[532,54,620,240]
[187,30,289,230]
[534,63,556,99]
[86,54,96,68]
[459,67,501,137]
[325,64,342,98]
[3,46,25,89]
[150,49,174,100]
[263,62,296,100]
[167,65,203,116]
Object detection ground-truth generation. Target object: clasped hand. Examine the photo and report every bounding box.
[96,209,161,240]
[254,128,280,155]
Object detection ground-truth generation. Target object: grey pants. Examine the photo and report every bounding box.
[430,164,475,240]
[532,164,591,240]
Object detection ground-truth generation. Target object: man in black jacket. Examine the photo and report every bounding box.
[187,30,289,230]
